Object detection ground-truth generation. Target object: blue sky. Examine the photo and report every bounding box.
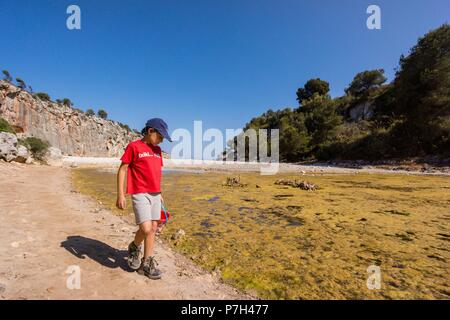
[1,0,449,152]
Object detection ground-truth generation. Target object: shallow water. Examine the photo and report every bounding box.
[72,168,450,299]
[97,167,206,174]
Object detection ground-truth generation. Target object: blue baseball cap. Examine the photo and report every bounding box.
[142,118,172,142]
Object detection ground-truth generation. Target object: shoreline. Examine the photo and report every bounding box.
[61,156,450,176]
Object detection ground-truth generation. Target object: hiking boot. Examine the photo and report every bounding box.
[137,256,162,280]
[127,241,142,270]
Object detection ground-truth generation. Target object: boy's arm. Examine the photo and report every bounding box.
[116,162,128,209]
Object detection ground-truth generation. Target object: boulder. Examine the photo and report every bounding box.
[0,132,18,162]
[13,145,31,163]
[171,229,186,244]
[349,101,375,121]
[44,146,63,166]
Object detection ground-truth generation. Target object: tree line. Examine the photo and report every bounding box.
[231,24,449,162]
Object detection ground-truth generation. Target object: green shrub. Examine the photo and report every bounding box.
[19,137,50,160]
[0,117,15,134]
[97,109,108,119]
[118,122,131,132]
[2,70,12,82]
[16,77,26,89]
[62,98,73,107]
[34,92,51,101]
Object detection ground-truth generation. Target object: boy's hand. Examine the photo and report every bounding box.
[116,195,126,210]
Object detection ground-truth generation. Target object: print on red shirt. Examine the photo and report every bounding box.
[120,140,164,194]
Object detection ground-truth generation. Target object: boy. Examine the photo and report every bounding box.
[116,118,172,279]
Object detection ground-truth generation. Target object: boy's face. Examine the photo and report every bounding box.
[148,129,164,145]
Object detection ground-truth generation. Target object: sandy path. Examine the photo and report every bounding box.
[0,162,252,300]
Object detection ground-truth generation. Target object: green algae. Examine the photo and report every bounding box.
[72,168,450,299]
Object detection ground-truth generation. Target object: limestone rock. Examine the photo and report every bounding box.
[223,176,247,187]
[274,179,317,191]
[44,147,63,166]
[0,132,18,162]
[0,80,140,157]
[13,145,30,163]
[349,100,375,121]
[172,229,186,241]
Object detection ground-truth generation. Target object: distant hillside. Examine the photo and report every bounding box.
[227,24,450,162]
[0,81,140,157]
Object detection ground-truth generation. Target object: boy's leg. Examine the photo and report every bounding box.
[141,193,161,257]
[127,226,145,270]
[127,221,154,271]
[137,220,161,279]
[131,193,148,248]
[134,228,145,246]
[134,193,162,279]
[142,220,159,258]
[129,194,161,275]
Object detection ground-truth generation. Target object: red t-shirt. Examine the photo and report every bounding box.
[120,140,164,194]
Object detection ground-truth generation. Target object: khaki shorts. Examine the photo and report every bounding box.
[131,192,161,225]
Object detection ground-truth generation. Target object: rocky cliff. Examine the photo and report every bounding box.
[0,81,140,157]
